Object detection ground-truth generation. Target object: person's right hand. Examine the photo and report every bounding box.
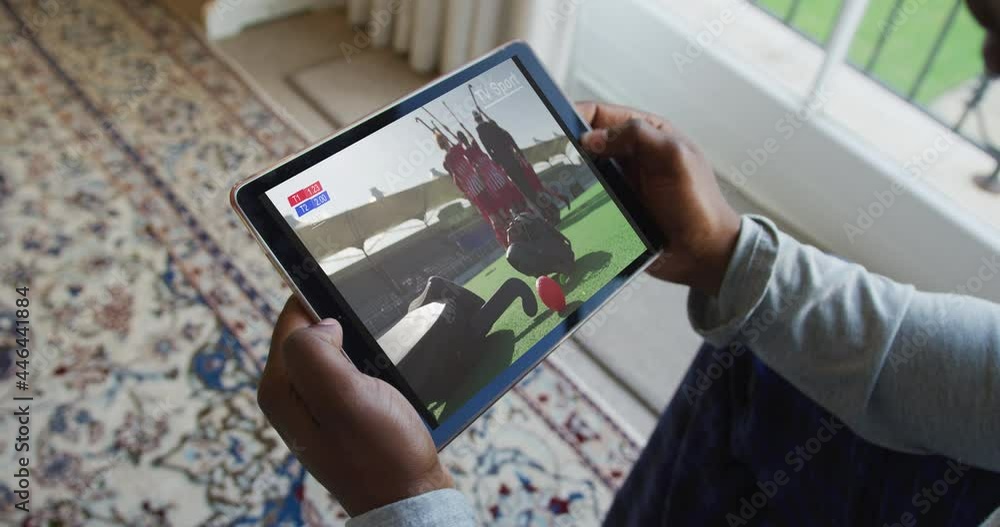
[575,101,741,296]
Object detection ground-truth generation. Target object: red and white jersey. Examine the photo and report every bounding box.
[444,145,485,197]
[464,142,510,194]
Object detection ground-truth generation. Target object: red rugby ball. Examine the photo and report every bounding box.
[536,275,567,312]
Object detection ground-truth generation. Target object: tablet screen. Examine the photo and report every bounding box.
[263,58,648,426]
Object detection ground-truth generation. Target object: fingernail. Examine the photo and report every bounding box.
[582,130,606,152]
[317,318,340,327]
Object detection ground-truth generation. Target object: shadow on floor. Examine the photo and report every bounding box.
[565,250,612,292]
[559,189,611,230]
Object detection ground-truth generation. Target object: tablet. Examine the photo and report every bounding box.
[231,41,663,448]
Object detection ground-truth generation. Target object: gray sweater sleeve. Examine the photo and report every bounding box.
[689,215,1000,472]
[346,489,476,527]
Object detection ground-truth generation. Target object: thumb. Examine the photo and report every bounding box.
[581,118,652,157]
[307,318,344,348]
[282,319,362,418]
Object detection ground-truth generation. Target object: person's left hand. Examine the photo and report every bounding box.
[257,296,453,517]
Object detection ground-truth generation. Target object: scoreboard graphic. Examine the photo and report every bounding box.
[287,181,330,217]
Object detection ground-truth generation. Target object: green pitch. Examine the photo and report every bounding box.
[428,184,647,421]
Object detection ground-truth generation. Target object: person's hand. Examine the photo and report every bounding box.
[576,101,741,295]
[257,297,453,517]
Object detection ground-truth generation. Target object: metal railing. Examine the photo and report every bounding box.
[750,0,1000,191]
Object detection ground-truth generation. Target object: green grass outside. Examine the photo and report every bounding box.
[757,0,984,104]
[428,184,647,421]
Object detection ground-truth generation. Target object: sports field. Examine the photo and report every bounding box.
[428,184,647,420]
[758,0,984,104]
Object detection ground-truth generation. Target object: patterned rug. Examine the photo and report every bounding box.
[0,0,640,524]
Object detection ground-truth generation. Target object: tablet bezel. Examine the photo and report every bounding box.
[231,41,664,448]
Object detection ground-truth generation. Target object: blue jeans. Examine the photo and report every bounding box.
[603,343,1000,526]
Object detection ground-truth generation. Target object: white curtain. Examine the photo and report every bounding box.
[347,0,577,81]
